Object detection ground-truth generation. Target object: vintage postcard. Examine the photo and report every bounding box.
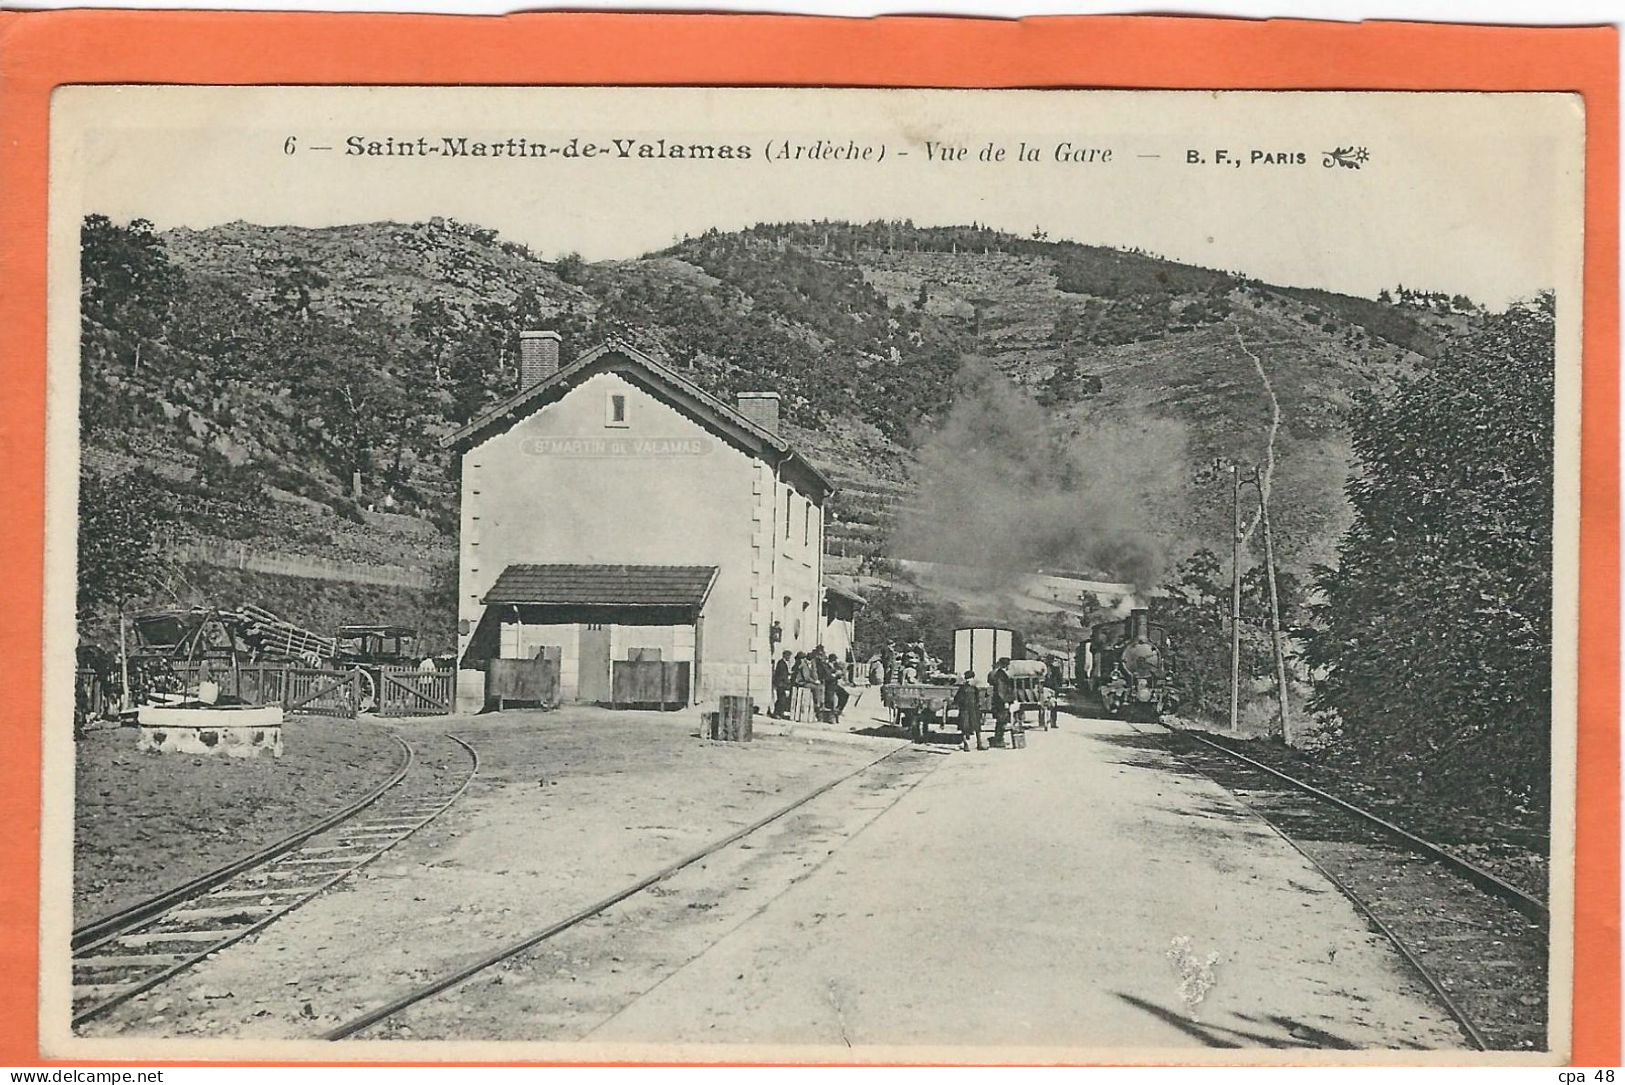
[35,82,1587,1064]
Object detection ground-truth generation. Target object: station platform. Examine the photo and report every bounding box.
[594,712,1471,1056]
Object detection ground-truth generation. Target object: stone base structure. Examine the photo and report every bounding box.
[136,704,284,758]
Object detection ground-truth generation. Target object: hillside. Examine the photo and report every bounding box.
[78,215,1484,648]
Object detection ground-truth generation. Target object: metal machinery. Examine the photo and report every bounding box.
[1080,608,1178,718]
[335,625,419,665]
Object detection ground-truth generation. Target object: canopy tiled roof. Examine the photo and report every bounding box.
[483,564,719,608]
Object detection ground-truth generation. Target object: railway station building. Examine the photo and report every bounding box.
[443,333,834,713]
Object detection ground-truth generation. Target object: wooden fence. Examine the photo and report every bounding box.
[284,668,363,718]
[376,666,456,717]
[151,662,362,719]
[77,660,465,721]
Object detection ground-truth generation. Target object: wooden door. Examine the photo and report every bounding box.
[577,624,611,702]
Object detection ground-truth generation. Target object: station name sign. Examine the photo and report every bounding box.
[519,436,713,457]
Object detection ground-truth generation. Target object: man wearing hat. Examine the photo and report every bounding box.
[954,669,986,751]
[989,656,1016,747]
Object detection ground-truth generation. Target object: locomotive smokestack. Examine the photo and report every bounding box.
[1129,608,1150,642]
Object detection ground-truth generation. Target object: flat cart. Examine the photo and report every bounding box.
[880,683,957,741]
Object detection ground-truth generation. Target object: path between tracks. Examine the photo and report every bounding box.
[70,708,897,1046]
[588,714,1470,1058]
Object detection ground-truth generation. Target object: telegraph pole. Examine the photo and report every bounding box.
[1229,462,1242,734]
[118,607,131,713]
[1259,489,1292,744]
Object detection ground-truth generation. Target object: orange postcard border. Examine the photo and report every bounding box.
[0,10,1615,1068]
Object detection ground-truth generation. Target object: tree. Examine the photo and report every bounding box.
[80,215,181,367]
[270,258,328,321]
[77,467,174,621]
[280,316,412,500]
[1304,294,1555,815]
[1151,549,1229,718]
[554,252,586,284]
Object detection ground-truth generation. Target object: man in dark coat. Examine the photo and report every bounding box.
[954,670,985,751]
[989,657,1016,747]
[772,650,794,718]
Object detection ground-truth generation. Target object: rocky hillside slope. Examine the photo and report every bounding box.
[80,215,1484,640]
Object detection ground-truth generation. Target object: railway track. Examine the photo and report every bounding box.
[71,731,479,1030]
[323,741,938,1042]
[1154,725,1549,1052]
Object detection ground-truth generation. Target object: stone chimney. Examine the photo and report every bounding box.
[519,330,562,389]
[736,391,781,435]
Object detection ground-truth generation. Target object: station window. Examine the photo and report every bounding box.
[803,500,811,546]
[785,489,793,539]
[606,393,628,427]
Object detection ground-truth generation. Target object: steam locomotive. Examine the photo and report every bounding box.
[1075,608,1179,718]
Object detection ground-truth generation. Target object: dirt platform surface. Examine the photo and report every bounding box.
[73,717,405,927]
[75,707,902,1045]
[585,714,1474,1059]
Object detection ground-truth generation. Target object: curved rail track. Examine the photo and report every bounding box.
[323,741,936,1041]
[71,731,478,1029]
[1148,723,1549,1052]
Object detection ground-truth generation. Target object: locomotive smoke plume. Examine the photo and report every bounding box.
[894,361,1188,598]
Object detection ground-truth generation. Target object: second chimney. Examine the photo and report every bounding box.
[519,330,562,389]
[736,391,781,435]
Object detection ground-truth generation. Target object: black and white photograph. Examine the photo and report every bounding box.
[41,86,1582,1062]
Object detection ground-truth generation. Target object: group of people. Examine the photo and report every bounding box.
[866,639,942,687]
[951,656,1019,752]
[771,646,851,724]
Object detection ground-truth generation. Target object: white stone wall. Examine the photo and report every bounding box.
[453,366,825,712]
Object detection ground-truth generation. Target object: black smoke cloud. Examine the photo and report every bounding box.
[893,361,1187,596]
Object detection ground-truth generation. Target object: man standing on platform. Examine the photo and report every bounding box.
[954,670,986,752]
[772,649,793,719]
[989,656,1016,748]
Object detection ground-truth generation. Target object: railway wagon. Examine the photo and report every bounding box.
[1078,607,1178,718]
[952,625,1022,681]
[956,626,1056,729]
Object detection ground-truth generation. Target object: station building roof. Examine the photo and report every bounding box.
[442,338,834,500]
[482,564,720,609]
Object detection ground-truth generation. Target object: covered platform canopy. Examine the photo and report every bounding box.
[463,563,720,666]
